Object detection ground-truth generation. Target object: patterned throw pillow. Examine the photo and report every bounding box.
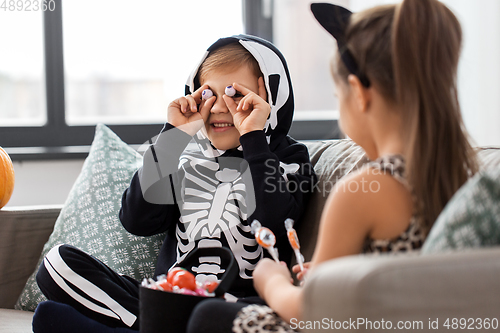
[422,167,500,254]
[16,124,166,311]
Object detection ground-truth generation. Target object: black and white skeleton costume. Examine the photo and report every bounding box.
[122,34,316,297]
[36,35,316,330]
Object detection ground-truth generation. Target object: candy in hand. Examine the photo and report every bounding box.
[202,88,213,100]
[251,220,280,263]
[225,85,236,97]
[285,218,305,273]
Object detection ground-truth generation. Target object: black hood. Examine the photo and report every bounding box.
[184,34,295,157]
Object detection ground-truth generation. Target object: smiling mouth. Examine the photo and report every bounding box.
[212,123,234,128]
[210,122,235,133]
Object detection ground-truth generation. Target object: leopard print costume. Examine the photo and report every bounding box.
[362,155,426,253]
[233,305,296,333]
[232,155,426,333]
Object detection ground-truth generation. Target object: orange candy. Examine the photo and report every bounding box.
[157,280,173,292]
[255,227,276,248]
[166,267,186,284]
[287,229,300,250]
[204,281,219,293]
[171,270,197,291]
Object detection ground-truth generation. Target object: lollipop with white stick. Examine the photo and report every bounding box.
[251,220,280,263]
[284,218,304,273]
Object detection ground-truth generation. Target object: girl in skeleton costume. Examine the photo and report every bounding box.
[35,34,316,332]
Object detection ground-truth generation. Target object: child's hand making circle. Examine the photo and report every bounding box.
[223,77,270,136]
[168,84,216,136]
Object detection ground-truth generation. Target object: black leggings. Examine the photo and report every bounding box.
[187,299,244,333]
[36,244,141,330]
[37,244,265,332]
[187,296,266,333]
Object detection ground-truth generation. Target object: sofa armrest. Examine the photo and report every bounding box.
[0,205,62,309]
[302,248,500,332]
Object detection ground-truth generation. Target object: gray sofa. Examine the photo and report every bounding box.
[1,140,499,333]
[0,205,62,333]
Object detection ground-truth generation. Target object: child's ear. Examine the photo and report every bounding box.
[257,76,267,101]
[347,74,370,113]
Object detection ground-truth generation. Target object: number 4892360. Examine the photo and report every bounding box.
[443,318,499,330]
[1,0,56,12]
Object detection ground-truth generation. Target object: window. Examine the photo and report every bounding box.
[1,0,340,161]
[63,0,244,125]
[0,7,46,126]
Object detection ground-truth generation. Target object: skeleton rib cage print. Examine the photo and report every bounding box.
[175,154,260,282]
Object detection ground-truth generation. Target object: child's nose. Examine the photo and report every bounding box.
[210,96,229,114]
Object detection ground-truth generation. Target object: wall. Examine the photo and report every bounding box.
[7,159,84,207]
[350,0,500,147]
[273,0,348,113]
[441,0,500,147]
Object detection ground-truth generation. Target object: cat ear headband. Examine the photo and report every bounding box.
[310,3,371,88]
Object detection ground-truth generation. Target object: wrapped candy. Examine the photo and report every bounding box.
[202,88,213,100]
[225,85,236,97]
[142,269,219,297]
[251,220,280,263]
[284,218,304,273]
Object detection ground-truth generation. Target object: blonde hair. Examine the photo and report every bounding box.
[198,42,262,83]
[333,0,479,231]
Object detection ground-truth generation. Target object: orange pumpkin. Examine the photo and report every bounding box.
[0,147,15,208]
